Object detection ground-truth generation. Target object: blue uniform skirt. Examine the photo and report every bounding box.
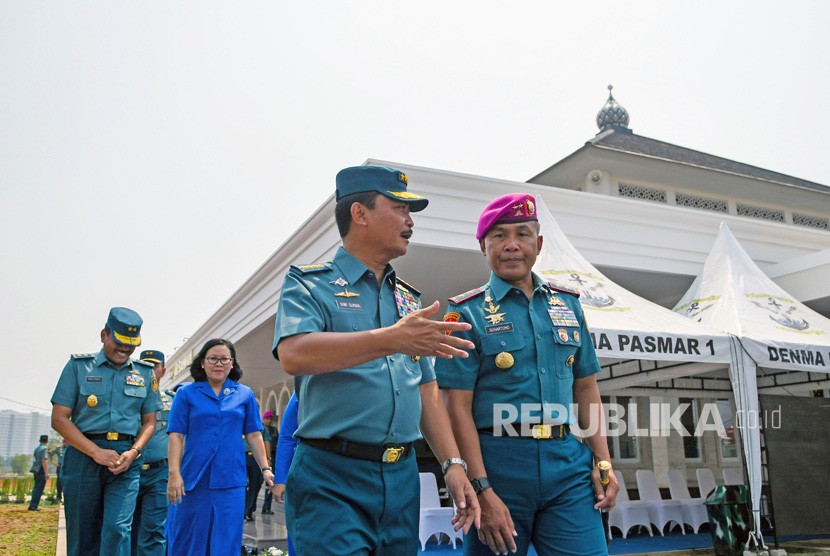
[165,472,245,556]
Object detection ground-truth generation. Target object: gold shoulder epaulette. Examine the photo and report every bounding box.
[290,263,331,274]
[548,282,580,298]
[70,353,95,359]
[395,277,421,296]
[449,286,486,305]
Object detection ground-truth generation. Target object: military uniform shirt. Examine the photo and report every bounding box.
[435,272,601,429]
[273,246,435,444]
[51,350,162,435]
[142,389,175,463]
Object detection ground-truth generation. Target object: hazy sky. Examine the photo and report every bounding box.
[2,1,829,413]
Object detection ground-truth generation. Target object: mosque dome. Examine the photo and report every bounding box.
[596,84,630,131]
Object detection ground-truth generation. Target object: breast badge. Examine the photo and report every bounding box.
[483,296,506,325]
[558,329,569,342]
[87,395,98,408]
[331,277,360,298]
[495,352,514,370]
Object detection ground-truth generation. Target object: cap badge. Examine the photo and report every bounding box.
[398,172,408,184]
[526,198,535,216]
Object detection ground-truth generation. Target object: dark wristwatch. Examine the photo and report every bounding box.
[470,477,491,495]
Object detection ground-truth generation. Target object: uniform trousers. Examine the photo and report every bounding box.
[463,433,607,556]
[245,453,263,519]
[130,464,168,556]
[165,473,245,556]
[286,442,419,556]
[63,441,141,556]
[28,469,46,510]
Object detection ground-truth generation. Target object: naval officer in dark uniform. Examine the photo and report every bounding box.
[51,307,162,556]
[436,193,619,556]
[273,165,480,555]
[131,350,174,556]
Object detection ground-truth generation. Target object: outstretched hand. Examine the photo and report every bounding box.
[393,301,474,359]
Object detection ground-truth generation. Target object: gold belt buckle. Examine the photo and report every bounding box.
[106,432,118,441]
[382,446,404,463]
[141,463,150,471]
[531,424,551,439]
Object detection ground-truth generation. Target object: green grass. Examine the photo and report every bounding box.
[0,503,59,556]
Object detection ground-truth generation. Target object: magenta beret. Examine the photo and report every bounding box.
[476,193,538,240]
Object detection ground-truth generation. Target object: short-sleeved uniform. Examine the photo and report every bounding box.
[273,246,434,555]
[164,380,262,556]
[435,272,607,556]
[51,350,161,556]
[130,388,175,556]
[28,443,48,510]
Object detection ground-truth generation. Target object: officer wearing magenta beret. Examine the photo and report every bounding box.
[436,193,619,556]
[51,307,161,556]
[130,350,174,556]
[273,165,480,555]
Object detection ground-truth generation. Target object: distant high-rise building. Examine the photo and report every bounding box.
[0,410,53,458]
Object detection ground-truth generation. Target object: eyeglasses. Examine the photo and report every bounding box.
[205,356,233,365]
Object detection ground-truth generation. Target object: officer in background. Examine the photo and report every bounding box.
[436,193,619,556]
[273,166,480,555]
[28,434,50,511]
[260,410,277,515]
[51,307,161,556]
[131,350,174,556]
[49,439,66,503]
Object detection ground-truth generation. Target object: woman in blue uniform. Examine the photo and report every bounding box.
[165,338,274,555]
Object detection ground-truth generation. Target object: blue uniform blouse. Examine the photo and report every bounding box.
[274,393,298,484]
[167,380,262,490]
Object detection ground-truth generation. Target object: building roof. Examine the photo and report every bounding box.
[589,127,829,194]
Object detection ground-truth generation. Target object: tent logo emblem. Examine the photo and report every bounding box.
[746,293,821,334]
[541,270,630,312]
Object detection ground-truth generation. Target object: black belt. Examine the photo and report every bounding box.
[480,424,570,439]
[141,459,167,471]
[303,437,412,463]
[84,432,136,443]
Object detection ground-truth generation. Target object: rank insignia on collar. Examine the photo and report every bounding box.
[483,296,506,325]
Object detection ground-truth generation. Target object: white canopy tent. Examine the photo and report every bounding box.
[673,222,830,545]
[533,198,734,369]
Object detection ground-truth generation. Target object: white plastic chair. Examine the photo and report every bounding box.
[418,472,459,551]
[696,468,718,500]
[607,473,654,539]
[667,469,709,533]
[635,469,686,535]
[723,467,743,485]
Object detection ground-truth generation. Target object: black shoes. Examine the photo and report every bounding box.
[28,507,40,511]
[244,515,254,522]
[261,510,274,515]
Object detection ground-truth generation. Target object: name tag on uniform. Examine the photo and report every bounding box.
[336,299,363,311]
[126,375,145,387]
[485,322,514,335]
[86,376,103,382]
